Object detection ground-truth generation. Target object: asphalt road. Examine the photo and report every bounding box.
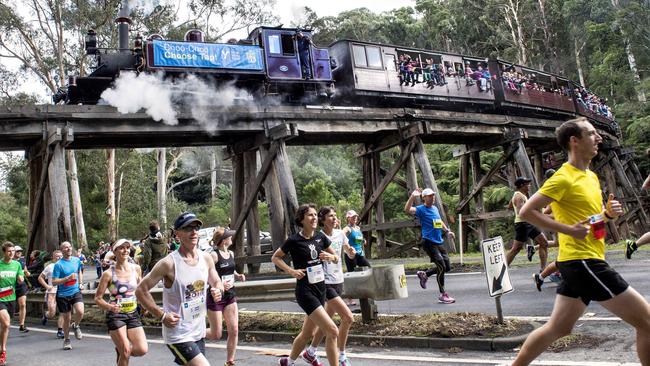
[240,252,650,319]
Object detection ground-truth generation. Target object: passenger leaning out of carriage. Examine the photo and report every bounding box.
[295,29,313,79]
[464,62,475,86]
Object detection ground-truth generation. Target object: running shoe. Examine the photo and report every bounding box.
[56,328,65,339]
[416,270,428,289]
[19,324,28,332]
[224,362,235,366]
[526,244,536,262]
[41,314,48,326]
[301,350,323,366]
[72,322,82,340]
[625,239,637,259]
[533,273,543,292]
[438,292,455,304]
[278,357,293,366]
[63,339,72,350]
[0,350,5,366]
[339,356,352,366]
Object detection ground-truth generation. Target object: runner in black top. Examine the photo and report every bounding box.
[273,204,340,366]
[206,227,245,366]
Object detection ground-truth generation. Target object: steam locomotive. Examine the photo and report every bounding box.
[57,6,617,135]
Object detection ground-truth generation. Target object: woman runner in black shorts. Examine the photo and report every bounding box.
[272,204,340,366]
[94,239,148,365]
[206,227,246,366]
[302,206,356,366]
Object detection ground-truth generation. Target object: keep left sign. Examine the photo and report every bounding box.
[481,236,514,297]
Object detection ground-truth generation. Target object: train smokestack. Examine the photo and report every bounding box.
[116,0,132,52]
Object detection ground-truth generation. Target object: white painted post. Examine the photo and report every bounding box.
[458,213,464,265]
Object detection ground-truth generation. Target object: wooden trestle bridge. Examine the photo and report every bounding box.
[0,104,647,272]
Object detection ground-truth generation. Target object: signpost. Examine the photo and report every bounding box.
[481,236,513,323]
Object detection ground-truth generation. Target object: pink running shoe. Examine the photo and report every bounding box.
[438,292,455,304]
[416,271,428,289]
[301,350,324,366]
[278,357,292,366]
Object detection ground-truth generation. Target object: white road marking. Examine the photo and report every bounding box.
[14,326,637,366]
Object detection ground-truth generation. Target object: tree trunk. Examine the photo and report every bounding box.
[574,37,586,88]
[536,0,558,73]
[116,171,123,237]
[66,150,87,250]
[107,149,116,242]
[211,149,218,200]
[505,0,527,65]
[157,148,167,232]
[624,41,647,103]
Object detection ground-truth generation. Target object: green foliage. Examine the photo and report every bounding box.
[0,192,27,244]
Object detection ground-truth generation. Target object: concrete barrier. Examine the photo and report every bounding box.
[26,264,407,323]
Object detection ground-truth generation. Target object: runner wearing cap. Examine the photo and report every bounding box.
[625,147,650,260]
[405,188,456,304]
[12,246,29,333]
[0,242,24,366]
[206,227,245,366]
[505,177,549,272]
[94,239,148,365]
[341,210,370,273]
[38,249,65,338]
[136,212,224,366]
[52,241,85,350]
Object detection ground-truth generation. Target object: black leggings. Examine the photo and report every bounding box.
[422,240,451,293]
[344,253,371,273]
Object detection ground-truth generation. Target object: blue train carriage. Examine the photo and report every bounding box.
[247,26,335,100]
[328,39,495,108]
[489,59,575,118]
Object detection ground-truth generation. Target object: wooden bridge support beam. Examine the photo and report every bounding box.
[27,127,73,255]
[458,154,470,252]
[274,140,299,235]
[244,150,261,274]
[371,152,387,258]
[469,152,488,242]
[260,144,286,253]
[231,152,246,274]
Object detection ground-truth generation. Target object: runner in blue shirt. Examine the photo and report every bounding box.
[405,188,456,304]
[52,241,84,350]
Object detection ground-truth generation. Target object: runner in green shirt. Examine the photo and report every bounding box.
[0,241,24,366]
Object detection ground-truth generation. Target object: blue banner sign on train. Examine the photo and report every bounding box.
[152,40,264,70]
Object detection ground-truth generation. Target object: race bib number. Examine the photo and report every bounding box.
[117,296,137,313]
[0,286,13,299]
[306,265,325,284]
[64,278,77,287]
[181,296,206,320]
[221,274,235,286]
[433,219,443,229]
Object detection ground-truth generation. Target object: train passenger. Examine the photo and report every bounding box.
[295,29,313,80]
[273,204,340,366]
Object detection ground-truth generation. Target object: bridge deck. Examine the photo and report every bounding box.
[0,104,583,151]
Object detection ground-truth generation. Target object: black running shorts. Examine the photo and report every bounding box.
[295,281,326,315]
[56,291,83,313]
[106,311,143,331]
[0,301,14,314]
[325,283,344,300]
[15,282,27,298]
[514,222,542,242]
[557,259,629,305]
[167,339,205,365]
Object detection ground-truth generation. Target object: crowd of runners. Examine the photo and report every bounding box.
[0,118,648,366]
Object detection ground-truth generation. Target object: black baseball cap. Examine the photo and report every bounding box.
[515,177,532,188]
[173,212,203,230]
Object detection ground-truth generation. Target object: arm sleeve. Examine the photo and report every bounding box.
[538,172,570,202]
[322,234,331,250]
[280,237,294,256]
[52,263,61,279]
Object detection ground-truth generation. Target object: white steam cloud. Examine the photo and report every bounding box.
[100,71,258,130]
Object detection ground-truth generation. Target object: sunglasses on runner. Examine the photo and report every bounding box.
[180,225,202,233]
